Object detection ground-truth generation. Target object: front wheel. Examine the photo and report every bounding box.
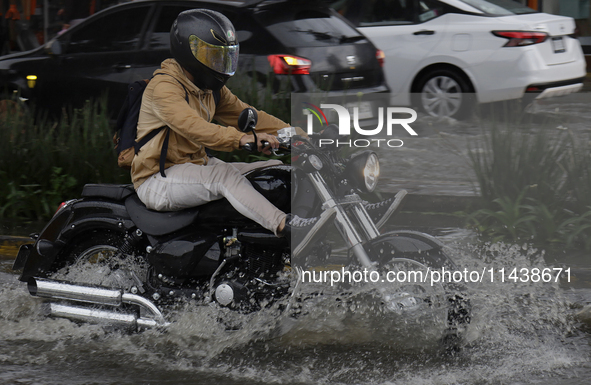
[415,69,474,120]
[367,232,471,348]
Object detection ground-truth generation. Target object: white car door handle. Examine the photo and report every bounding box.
[413,30,435,36]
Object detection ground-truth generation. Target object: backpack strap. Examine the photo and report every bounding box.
[134,126,165,154]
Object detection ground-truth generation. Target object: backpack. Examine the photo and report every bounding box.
[113,73,220,177]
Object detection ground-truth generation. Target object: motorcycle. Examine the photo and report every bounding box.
[12,108,470,342]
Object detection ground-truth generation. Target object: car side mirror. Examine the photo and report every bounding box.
[45,39,62,56]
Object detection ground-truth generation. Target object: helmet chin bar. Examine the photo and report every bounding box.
[186,61,231,91]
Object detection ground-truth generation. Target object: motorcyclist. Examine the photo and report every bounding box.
[131,9,307,238]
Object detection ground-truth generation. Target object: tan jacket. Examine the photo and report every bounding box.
[131,59,288,189]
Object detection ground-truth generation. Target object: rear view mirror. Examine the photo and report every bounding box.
[238,108,258,132]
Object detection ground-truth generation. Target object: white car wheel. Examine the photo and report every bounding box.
[417,70,473,119]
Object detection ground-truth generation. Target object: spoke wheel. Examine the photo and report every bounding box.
[53,232,146,290]
[380,258,447,314]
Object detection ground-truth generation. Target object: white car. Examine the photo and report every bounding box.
[333,0,587,118]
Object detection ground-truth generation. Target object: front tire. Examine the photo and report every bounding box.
[367,234,471,349]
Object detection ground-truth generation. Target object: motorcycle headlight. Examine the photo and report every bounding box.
[308,154,323,171]
[345,151,380,192]
[363,153,380,192]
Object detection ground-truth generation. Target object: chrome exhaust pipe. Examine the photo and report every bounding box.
[29,278,168,327]
[29,278,123,306]
[47,303,164,329]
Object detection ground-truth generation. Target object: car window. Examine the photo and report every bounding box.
[362,0,415,25]
[149,5,264,52]
[66,6,150,53]
[458,0,536,15]
[149,5,194,50]
[259,8,363,48]
[334,0,445,27]
[417,0,443,22]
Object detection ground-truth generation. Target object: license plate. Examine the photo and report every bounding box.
[552,37,566,53]
[345,101,373,120]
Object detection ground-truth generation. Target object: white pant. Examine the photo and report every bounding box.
[136,158,286,235]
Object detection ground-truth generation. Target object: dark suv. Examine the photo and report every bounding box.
[0,0,388,115]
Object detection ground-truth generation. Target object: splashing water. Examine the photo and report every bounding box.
[1,237,590,385]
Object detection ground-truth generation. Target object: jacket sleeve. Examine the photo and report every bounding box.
[150,78,245,152]
[213,86,289,136]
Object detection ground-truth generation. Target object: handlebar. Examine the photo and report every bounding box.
[242,138,291,154]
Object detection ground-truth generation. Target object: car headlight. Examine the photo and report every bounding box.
[345,151,380,192]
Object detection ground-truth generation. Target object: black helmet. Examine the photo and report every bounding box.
[170,9,239,91]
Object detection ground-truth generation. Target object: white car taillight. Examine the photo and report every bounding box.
[492,31,548,47]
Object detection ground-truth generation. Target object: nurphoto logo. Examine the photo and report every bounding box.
[303,102,418,148]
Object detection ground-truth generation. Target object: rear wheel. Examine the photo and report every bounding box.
[52,231,147,291]
[416,69,473,120]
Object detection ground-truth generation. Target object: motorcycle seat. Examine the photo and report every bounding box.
[82,184,135,201]
[125,194,257,236]
[125,195,201,236]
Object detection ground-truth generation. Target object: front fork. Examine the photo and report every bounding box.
[300,171,380,269]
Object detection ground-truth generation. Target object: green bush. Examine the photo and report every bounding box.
[468,120,591,251]
[562,131,591,213]
[468,121,566,206]
[226,65,291,123]
[0,75,292,221]
[0,100,129,220]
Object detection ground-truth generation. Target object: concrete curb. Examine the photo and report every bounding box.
[0,235,32,259]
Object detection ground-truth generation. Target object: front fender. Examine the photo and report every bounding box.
[363,230,457,270]
[19,198,133,281]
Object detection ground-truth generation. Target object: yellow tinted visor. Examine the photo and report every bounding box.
[189,35,239,75]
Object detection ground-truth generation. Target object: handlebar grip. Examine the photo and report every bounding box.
[243,142,256,152]
[243,141,269,152]
[244,140,289,152]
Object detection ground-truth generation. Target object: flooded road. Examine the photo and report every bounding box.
[2,230,591,385]
[2,93,591,384]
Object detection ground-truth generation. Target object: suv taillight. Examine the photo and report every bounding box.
[492,31,548,47]
[267,55,311,75]
[376,49,385,67]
